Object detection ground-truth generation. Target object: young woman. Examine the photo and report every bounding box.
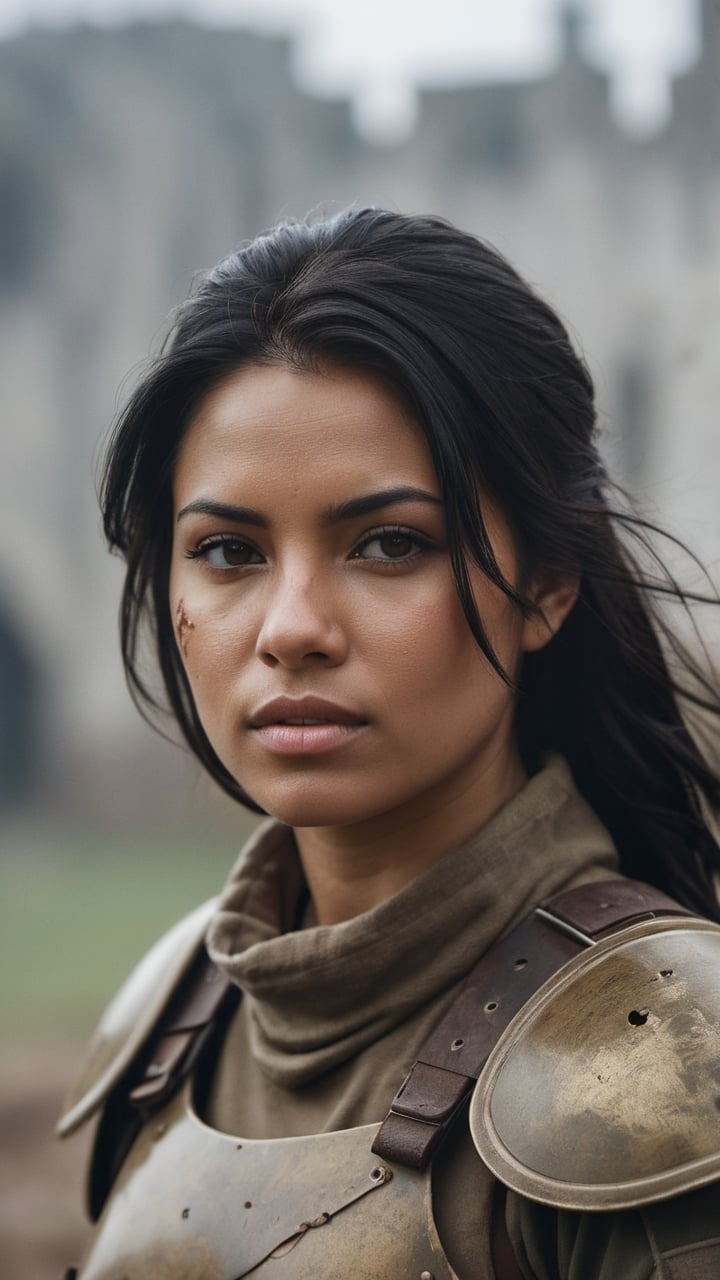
[60,208,720,1279]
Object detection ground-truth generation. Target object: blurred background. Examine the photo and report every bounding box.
[0,0,718,1273]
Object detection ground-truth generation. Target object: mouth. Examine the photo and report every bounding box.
[248,697,369,756]
[248,696,368,729]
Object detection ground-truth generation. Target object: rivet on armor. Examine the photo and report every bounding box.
[514,957,528,970]
[244,1201,252,1209]
[369,1164,392,1184]
[181,1207,190,1220]
[450,1037,464,1051]
[420,1271,435,1279]
[484,1000,499,1013]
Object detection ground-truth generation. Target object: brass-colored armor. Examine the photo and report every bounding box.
[470,915,720,1211]
[59,886,720,1277]
[73,1083,457,1280]
[59,903,459,1278]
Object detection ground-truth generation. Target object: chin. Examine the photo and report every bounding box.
[236,773,390,831]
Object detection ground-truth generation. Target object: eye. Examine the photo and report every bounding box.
[186,535,264,569]
[352,527,427,563]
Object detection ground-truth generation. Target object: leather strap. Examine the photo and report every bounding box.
[371,878,692,1170]
[129,947,233,1108]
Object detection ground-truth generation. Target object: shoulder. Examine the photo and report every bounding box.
[57,897,218,1137]
[471,910,720,1212]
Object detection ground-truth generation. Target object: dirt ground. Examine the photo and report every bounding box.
[1,1042,92,1280]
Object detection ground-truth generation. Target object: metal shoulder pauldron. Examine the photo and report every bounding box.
[470,912,720,1211]
[373,878,720,1210]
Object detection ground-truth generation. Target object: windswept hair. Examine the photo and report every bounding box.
[101,206,720,918]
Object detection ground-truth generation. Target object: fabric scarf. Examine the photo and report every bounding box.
[206,755,618,1088]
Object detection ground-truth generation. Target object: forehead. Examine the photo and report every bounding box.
[172,362,439,503]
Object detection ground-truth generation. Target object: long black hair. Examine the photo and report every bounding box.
[101,206,720,917]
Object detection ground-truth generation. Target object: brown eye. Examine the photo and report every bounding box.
[353,528,426,562]
[201,538,263,568]
[378,533,414,558]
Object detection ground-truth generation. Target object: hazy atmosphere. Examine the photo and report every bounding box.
[1,0,718,1273]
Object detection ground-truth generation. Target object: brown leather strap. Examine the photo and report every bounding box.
[371,878,692,1170]
[540,878,689,938]
[129,947,233,1108]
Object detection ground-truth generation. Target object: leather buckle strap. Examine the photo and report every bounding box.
[392,1060,472,1125]
[371,1061,475,1172]
[543,878,692,938]
[372,909,582,1170]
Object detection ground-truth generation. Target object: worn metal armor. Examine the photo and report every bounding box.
[470,914,720,1211]
[73,1086,455,1280]
[59,880,720,1280]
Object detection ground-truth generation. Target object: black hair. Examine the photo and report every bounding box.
[101,206,720,918]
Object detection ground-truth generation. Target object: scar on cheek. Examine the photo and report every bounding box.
[174,600,195,657]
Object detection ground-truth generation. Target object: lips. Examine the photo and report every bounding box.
[248,696,368,729]
[248,696,370,758]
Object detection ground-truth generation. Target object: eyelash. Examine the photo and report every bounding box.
[351,525,431,564]
[184,535,263,569]
[184,525,432,571]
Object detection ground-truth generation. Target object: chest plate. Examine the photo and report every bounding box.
[75,1084,457,1280]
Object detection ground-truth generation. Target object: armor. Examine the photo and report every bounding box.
[469,914,720,1211]
[59,881,720,1278]
[56,907,458,1278]
[69,1084,455,1279]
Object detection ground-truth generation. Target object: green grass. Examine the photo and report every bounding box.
[1,821,258,1037]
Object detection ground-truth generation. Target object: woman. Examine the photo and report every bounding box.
[60,208,720,1279]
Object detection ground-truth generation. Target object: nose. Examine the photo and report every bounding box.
[255,570,348,670]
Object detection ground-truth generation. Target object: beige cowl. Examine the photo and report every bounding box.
[204,756,619,1278]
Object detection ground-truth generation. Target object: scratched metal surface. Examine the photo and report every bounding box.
[471,918,720,1211]
[75,1084,457,1280]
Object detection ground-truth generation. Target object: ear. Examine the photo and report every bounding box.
[521,572,579,654]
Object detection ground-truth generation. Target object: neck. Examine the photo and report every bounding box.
[293,746,527,925]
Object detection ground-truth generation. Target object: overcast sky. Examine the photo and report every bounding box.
[0,0,701,139]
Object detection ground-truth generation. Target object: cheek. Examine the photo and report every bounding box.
[173,598,196,658]
[169,587,255,697]
[413,583,522,701]
[366,587,479,704]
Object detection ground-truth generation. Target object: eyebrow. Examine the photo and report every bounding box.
[326,486,442,523]
[176,486,443,527]
[177,498,266,526]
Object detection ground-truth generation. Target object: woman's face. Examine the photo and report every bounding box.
[169,362,533,831]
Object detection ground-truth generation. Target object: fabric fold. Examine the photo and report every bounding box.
[206,756,618,1088]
